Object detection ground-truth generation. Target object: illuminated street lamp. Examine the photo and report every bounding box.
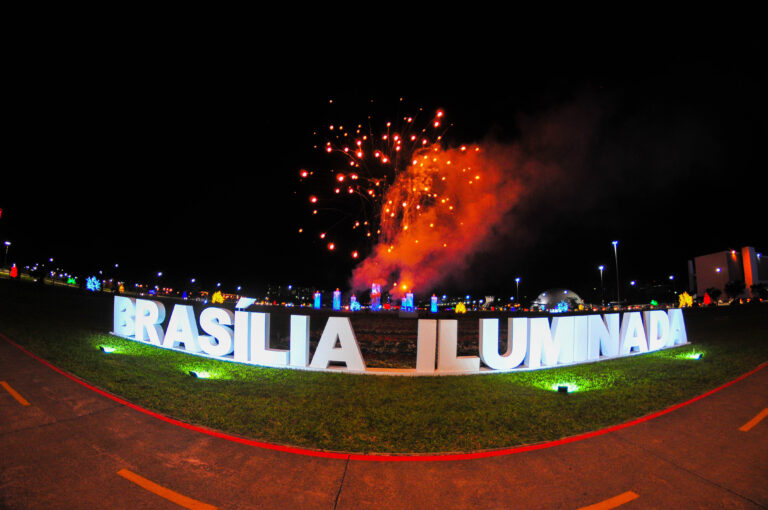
[3,241,10,267]
[515,277,520,301]
[612,241,620,306]
[598,265,605,305]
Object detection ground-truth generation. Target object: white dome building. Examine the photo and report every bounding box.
[532,289,584,312]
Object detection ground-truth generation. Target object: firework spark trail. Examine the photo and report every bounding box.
[351,141,551,297]
[300,106,449,258]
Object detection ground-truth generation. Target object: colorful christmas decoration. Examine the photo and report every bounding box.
[86,276,101,292]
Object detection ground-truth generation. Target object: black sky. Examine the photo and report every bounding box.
[2,36,765,300]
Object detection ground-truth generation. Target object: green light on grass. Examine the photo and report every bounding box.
[552,383,578,393]
[99,346,116,353]
[679,351,703,360]
[188,370,212,379]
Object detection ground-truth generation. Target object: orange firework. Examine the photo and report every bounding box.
[300,99,451,261]
[351,141,534,296]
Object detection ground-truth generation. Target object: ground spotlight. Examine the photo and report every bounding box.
[188,370,211,379]
[553,383,578,393]
[99,346,116,353]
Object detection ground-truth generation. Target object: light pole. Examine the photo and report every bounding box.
[515,277,520,302]
[3,241,10,267]
[598,265,605,305]
[612,240,620,307]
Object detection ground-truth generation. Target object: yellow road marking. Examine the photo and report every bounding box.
[578,491,639,510]
[117,469,217,510]
[0,381,30,406]
[739,408,768,432]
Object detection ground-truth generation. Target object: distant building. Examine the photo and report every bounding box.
[531,289,584,312]
[689,246,766,298]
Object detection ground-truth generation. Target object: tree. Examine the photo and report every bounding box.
[751,283,768,300]
[704,287,722,304]
[724,280,746,301]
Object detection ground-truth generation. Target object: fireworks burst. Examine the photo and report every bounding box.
[299,99,451,257]
[299,98,528,297]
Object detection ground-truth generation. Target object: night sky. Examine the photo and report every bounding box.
[2,38,765,302]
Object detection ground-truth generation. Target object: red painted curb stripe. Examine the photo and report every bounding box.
[2,332,766,462]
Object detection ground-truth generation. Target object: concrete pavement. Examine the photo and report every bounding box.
[1,335,766,509]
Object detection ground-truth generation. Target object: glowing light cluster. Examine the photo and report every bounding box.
[86,276,101,292]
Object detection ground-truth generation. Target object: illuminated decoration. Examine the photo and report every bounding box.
[313,291,322,309]
[111,298,690,376]
[370,283,382,311]
[67,277,76,285]
[430,294,438,313]
[405,292,414,312]
[212,291,224,304]
[703,292,712,306]
[10,264,18,278]
[118,284,125,293]
[400,297,408,310]
[86,276,101,292]
[350,295,361,311]
[650,299,659,307]
[679,292,693,308]
[332,289,341,311]
[454,302,467,314]
[533,289,583,312]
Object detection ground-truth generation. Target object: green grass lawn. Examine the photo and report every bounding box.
[1,280,766,454]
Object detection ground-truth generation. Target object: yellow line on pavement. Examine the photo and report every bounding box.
[578,491,639,510]
[117,469,217,510]
[0,381,30,406]
[739,408,768,432]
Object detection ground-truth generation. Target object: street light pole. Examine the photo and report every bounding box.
[3,241,10,267]
[598,265,605,306]
[515,277,520,303]
[612,241,620,307]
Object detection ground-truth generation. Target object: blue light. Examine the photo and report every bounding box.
[430,295,438,313]
[371,284,382,311]
[350,295,361,311]
[405,292,414,311]
[86,276,101,292]
[332,289,341,311]
[313,291,321,309]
